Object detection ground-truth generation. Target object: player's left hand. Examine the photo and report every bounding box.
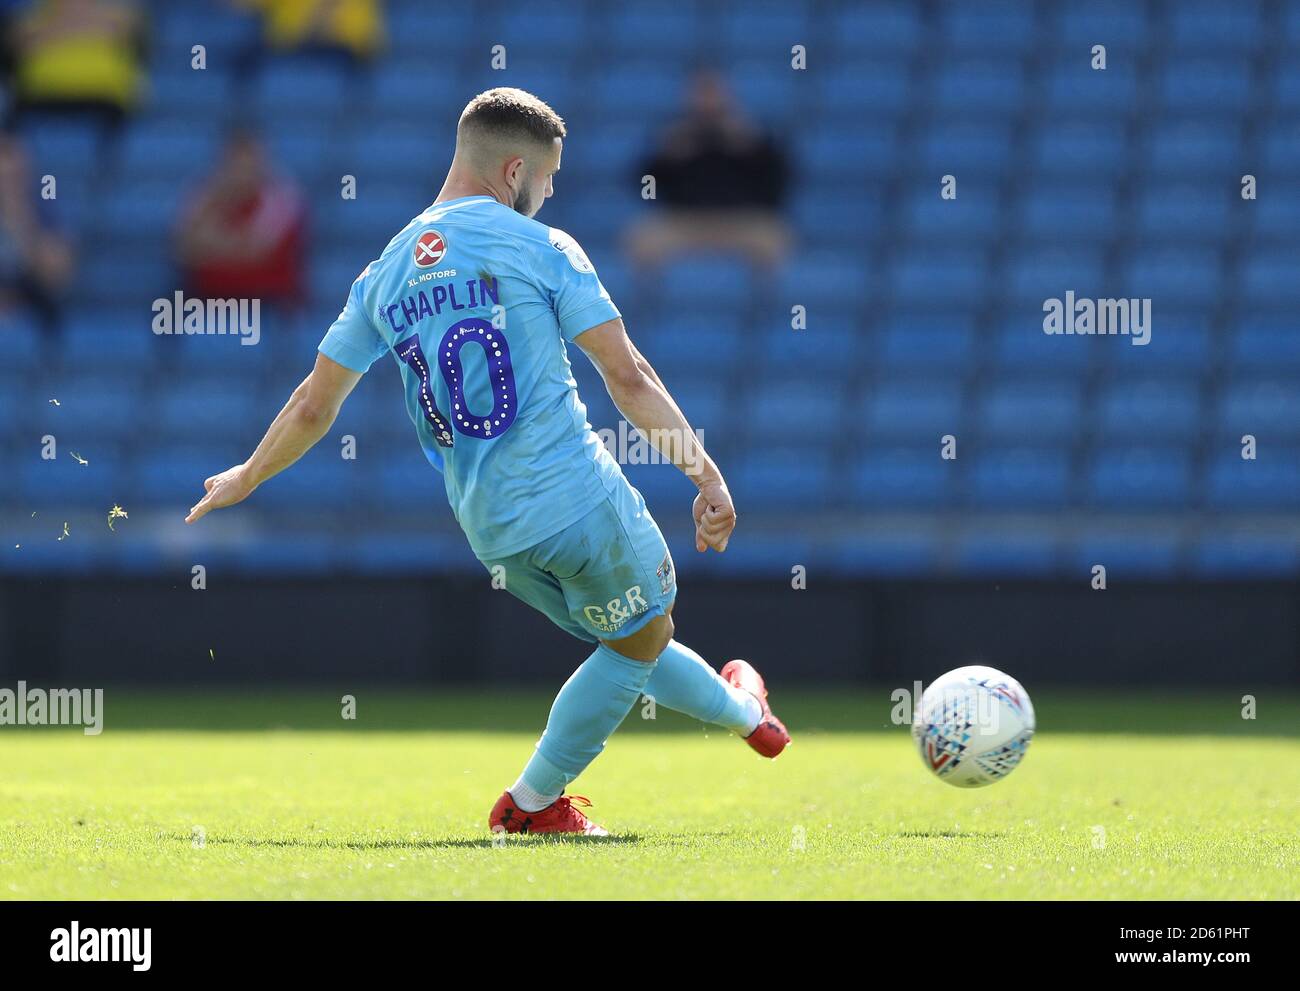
[186,464,254,524]
[693,479,736,553]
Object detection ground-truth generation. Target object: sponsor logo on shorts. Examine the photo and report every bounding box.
[584,585,649,633]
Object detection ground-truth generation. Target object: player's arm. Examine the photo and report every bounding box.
[574,317,735,553]
[185,353,362,524]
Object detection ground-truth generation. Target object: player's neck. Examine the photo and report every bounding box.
[435,170,509,208]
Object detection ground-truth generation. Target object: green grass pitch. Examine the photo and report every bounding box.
[1,692,1296,900]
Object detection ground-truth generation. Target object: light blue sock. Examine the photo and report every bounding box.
[643,639,760,732]
[519,643,657,803]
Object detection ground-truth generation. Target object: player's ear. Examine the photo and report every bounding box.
[504,155,526,189]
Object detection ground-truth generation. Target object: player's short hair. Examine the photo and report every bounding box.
[457,87,566,153]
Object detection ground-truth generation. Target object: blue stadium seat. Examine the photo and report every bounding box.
[879,314,977,367]
[888,250,989,305]
[1159,59,1255,114]
[1147,122,1243,175]
[1096,379,1201,440]
[343,532,478,575]
[861,381,965,440]
[976,382,1083,441]
[743,378,845,433]
[939,1,1036,52]
[966,446,1073,509]
[1067,531,1183,578]
[1056,3,1149,50]
[732,448,832,509]
[589,63,688,122]
[1021,184,1117,242]
[830,3,923,54]
[1192,535,1299,578]
[118,119,222,181]
[638,314,742,374]
[917,124,1014,175]
[100,181,187,235]
[933,62,1025,115]
[1205,450,1300,510]
[485,4,592,52]
[726,62,802,126]
[1260,127,1300,177]
[153,381,262,441]
[778,253,871,308]
[659,255,755,311]
[719,3,811,55]
[249,452,360,509]
[1087,448,1195,508]
[1170,3,1263,52]
[1030,122,1129,176]
[952,534,1061,577]
[993,323,1097,372]
[852,449,955,508]
[386,5,478,55]
[791,189,884,246]
[1136,183,1232,240]
[905,189,1001,241]
[1105,318,1211,372]
[816,61,911,117]
[0,314,43,371]
[607,6,703,56]
[18,449,124,504]
[829,533,942,576]
[1228,322,1300,370]
[1251,188,1300,239]
[133,447,243,505]
[1240,250,1300,304]
[759,321,860,375]
[1043,64,1138,116]
[800,126,898,180]
[1215,381,1300,439]
[1122,249,1223,306]
[231,534,342,575]
[1006,248,1105,305]
[146,66,237,116]
[252,58,358,117]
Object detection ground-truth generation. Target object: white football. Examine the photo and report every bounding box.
[912,665,1035,787]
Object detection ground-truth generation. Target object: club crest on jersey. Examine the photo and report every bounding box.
[414,229,448,269]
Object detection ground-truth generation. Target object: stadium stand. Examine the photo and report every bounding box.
[1,0,1297,579]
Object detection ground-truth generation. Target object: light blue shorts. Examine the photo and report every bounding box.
[479,480,677,643]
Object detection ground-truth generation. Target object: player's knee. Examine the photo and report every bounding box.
[607,612,673,662]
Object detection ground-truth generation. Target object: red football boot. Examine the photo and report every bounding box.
[720,658,791,758]
[488,791,609,836]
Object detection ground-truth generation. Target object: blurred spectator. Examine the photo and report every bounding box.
[175,130,307,306]
[6,0,147,131]
[0,131,73,334]
[627,70,791,269]
[237,0,383,63]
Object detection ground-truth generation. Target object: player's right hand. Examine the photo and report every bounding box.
[185,464,254,524]
[692,478,736,553]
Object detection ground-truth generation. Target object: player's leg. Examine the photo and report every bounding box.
[552,480,787,751]
[641,605,760,733]
[484,506,666,833]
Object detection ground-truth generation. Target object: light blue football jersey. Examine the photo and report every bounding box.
[319,195,626,559]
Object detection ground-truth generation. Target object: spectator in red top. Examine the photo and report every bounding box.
[175,129,306,306]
